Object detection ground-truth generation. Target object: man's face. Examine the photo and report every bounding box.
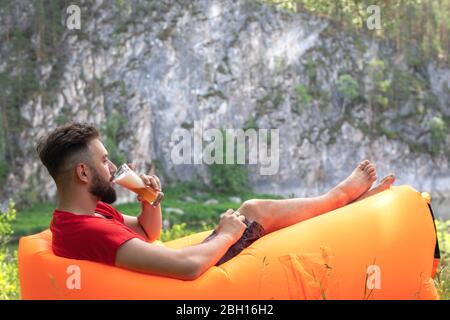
[86,139,118,204]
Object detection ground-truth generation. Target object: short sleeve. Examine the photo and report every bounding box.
[51,212,146,266]
[76,220,144,265]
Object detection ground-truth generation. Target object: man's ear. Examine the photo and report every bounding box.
[75,163,90,183]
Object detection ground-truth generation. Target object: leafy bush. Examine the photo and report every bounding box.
[435,219,450,300]
[435,220,450,255]
[429,116,448,155]
[244,116,259,130]
[208,130,251,195]
[367,60,391,109]
[0,158,8,186]
[337,74,359,104]
[0,200,16,248]
[293,84,313,114]
[158,222,214,243]
[0,200,20,300]
[158,223,194,242]
[0,113,9,185]
[102,110,127,165]
[210,163,250,195]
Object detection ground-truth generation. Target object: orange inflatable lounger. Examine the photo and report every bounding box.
[18,185,440,300]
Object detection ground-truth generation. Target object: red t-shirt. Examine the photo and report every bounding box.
[50,201,146,265]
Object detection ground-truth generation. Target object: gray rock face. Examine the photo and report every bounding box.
[164,207,185,215]
[203,199,219,206]
[0,0,449,205]
[229,196,242,204]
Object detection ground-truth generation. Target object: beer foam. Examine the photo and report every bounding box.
[114,170,145,189]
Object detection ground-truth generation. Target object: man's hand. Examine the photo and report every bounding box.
[127,163,162,203]
[123,163,163,241]
[215,209,247,242]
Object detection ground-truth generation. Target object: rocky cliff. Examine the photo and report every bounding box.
[0,0,449,206]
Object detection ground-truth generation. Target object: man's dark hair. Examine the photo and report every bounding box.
[36,122,100,183]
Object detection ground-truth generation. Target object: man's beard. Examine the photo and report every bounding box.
[88,168,117,204]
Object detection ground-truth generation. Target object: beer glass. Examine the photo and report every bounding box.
[112,164,164,207]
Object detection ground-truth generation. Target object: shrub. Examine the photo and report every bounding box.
[208,130,251,195]
[293,84,313,114]
[102,110,127,165]
[244,116,259,130]
[0,200,20,300]
[434,219,450,300]
[158,222,213,243]
[0,159,8,186]
[0,113,9,185]
[429,116,448,155]
[210,161,250,195]
[367,60,391,109]
[337,74,359,104]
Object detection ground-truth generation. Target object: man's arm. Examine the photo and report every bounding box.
[116,233,235,280]
[122,203,162,242]
[116,209,246,280]
[122,166,163,241]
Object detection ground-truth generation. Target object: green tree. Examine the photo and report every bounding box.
[0,112,9,185]
[429,116,448,155]
[101,110,127,166]
[337,74,359,117]
[208,130,251,195]
[337,74,359,104]
[367,60,391,110]
[0,200,19,300]
[264,0,449,63]
[293,84,312,114]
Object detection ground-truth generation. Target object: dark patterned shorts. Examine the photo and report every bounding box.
[202,218,265,266]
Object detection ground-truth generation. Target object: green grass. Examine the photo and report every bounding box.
[435,219,450,299]
[436,254,450,300]
[11,202,55,240]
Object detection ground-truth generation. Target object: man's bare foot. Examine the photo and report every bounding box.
[353,173,396,202]
[330,160,377,206]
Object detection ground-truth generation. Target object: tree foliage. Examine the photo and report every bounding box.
[265,0,450,64]
[429,116,448,154]
[101,110,127,166]
[0,0,71,183]
[0,200,19,300]
[209,130,251,195]
[337,74,359,104]
[367,60,391,110]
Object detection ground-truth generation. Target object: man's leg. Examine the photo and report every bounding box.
[236,160,393,235]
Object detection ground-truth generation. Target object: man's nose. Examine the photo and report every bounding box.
[109,161,117,174]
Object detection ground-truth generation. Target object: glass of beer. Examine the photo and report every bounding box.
[112,164,164,207]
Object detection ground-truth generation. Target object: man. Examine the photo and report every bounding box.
[37,122,395,280]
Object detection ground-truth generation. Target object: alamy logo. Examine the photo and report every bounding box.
[66,5,81,30]
[366,264,381,290]
[66,265,81,290]
[366,5,381,30]
[170,121,280,175]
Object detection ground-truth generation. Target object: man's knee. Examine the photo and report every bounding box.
[238,199,272,227]
[239,199,260,214]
